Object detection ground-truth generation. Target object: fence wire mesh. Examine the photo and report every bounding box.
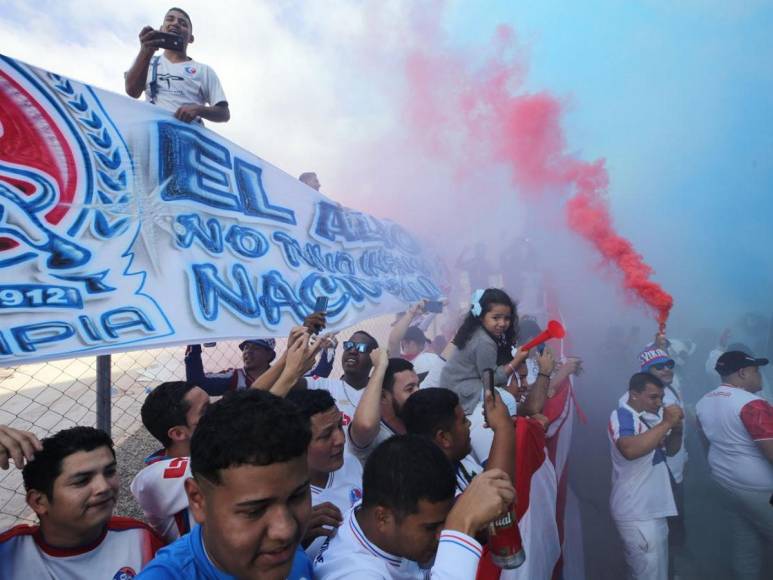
[0,312,419,531]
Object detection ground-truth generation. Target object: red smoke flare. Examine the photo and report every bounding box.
[403,24,673,329]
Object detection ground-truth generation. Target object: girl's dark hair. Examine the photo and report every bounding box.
[452,288,518,364]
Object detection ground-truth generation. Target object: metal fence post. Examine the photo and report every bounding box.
[96,355,112,435]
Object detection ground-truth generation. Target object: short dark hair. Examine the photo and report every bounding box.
[141,381,197,447]
[383,358,415,393]
[352,330,379,349]
[190,390,310,484]
[22,427,114,499]
[167,6,192,27]
[629,372,664,393]
[286,388,336,420]
[401,388,459,439]
[362,435,455,518]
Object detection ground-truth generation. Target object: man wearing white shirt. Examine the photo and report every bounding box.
[696,350,773,580]
[608,372,684,580]
[125,7,230,124]
[313,434,515,579]
[131,381,209,542]
[388,301,446,389]
[286,389,363,560]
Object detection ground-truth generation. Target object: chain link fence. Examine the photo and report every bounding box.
[0,312,428,531]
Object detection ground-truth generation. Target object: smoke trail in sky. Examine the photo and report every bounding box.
[401,22,673,328]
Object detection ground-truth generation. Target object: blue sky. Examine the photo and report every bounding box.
[445,1,773,327]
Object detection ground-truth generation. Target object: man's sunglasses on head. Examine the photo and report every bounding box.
[343,341,371,353]
[651,361,675,371]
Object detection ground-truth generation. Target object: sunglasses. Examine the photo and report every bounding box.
[343,341,372,353]
[651,361,675,371]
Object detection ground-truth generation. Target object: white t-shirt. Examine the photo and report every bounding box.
[410,351,446,389]
[348,421,398,466]
[617,384,688,484]
[696,384,773,492]
[307,456,364,561]
[0,517,162,579]
[608,403,677,522]
[140,55,227,116]
[130,453,196,543]
[313,506,483,580]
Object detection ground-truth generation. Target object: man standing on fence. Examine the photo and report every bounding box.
[0,426,163,577]
[124,7,230,125]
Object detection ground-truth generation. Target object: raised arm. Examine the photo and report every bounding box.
[388,301,425,354]
[519,348,555,416]
[125,26,163,98]
[0,425,42,470]
[349,349,389,448]
[481,389,515,484]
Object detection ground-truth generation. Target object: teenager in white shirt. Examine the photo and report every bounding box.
[125,7,230,124]
[401,387,515,496]
[313,434,515,579]
[696,350,773,580]
[286,388,363,560]
[388,301,446,389]
[131,381,210,542]
[608,372,684,580]
[0,426,163,578]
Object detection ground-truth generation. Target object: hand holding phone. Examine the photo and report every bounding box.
[483,368,496,406]
[425,300,444,314]
[154,31,185,51]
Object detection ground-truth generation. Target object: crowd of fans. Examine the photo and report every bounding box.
[0,6,771,580]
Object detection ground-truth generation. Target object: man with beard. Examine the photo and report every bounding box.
[138,389,313,579]
[0,427,163,578]
[348,356,421,465]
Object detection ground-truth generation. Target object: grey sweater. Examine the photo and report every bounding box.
[440,326,509,414]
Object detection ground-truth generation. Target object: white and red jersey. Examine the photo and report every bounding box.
[307,456,364,561]
[607,403,676,522]
[696,384,773,492]
[0,516,163,579]
[130,450,195,543]
[313,506,482,580]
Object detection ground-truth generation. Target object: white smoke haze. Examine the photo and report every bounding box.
[2,1,772,576]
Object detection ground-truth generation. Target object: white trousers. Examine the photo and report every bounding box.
[614,518,669,580]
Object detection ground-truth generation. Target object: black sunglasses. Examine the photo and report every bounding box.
[343,340,371,353]
[651,361,675,371]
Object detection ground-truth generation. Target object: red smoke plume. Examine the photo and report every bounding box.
[403,24,673,329]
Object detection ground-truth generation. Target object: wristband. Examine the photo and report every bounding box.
[538,372,551,379]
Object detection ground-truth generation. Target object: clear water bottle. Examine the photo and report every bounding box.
[487,504,526,569]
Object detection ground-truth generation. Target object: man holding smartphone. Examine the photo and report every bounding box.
[125,7,230,124]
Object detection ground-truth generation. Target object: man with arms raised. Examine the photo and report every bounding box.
[287,389,363,560]
[131,381,209,542]
[314,434,515,579]
[608,372,684,580]
[696,350,773,580]
[139,389,313,579]
[0,426,163,578]
[125,7,230,124]
[348,355,422,465]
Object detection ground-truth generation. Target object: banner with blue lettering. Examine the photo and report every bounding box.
[0,55,444,365]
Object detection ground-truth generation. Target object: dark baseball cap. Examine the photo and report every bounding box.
[403,326,430,344]
[715,350,769,376]
[239,338,276,351]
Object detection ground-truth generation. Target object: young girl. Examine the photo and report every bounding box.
[440,288,529,414]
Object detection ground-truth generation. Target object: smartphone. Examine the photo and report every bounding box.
[155,32,184,51]
[537,343,546,355]
[314,296,329,314]
[425,300,443,313]
[483,368,496,405]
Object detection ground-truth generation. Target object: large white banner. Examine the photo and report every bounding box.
[0,55,444,365]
